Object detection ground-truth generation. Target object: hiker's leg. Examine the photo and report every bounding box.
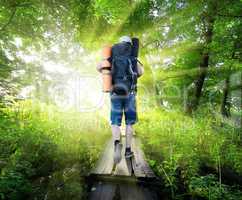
[111,125,121,143]
[111,124,122,164]
[125,124,133,149]
[124,93,137,154]
[110,94,124,142]
[110,94,124,163]
[124,93,137,127]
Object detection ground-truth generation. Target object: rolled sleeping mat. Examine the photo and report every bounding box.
[102,45,112,60]
[101,45,112,68]
[131,37,139,58]
[101,45,112,92]
[102,69,112,92]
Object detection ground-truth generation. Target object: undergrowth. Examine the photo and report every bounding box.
[0,100,109,200]
[135,107,242,199]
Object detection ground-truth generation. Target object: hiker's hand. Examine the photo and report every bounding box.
[96,62,102,73]
[137,62,144,77]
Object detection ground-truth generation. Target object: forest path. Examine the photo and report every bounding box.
[87,137,164,200]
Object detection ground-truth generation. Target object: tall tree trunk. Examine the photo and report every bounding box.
[221,77,231,117]
[186,2,217,113]
[192,50,210,110]
[221,48,236,118]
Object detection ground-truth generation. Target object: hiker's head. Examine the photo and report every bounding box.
[119,36,132,44]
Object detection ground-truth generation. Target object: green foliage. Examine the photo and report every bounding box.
[0,100,109,199]
[0,0,241,199]
[189,175,242,200]
[135,108,242,198]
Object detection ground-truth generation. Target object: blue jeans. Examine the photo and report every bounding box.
[110,93,137,126]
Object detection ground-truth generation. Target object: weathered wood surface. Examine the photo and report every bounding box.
[88,136,160,200]
[88,180,159,200]
[132,138,155,178]
[114,137,133,176]
[91,138,113,175]
[91,136,155,178]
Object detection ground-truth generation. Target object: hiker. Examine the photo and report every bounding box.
[97,36,144,164]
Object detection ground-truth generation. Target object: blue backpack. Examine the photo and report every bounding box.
[111,42,138,95]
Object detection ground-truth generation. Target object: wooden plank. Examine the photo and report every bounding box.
[91,138,114,175]
[132,137,156,178]
[91,136,155,178]
[89,174,138,184]
[89,181,116,200]
[114,137,133,176]
[120,183,158,200]
[88,178,159,200]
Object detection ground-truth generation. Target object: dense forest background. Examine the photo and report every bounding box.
[0,0,241,199]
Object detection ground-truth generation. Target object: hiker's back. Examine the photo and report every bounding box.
[111,42,137,95]
[112,42,132,57]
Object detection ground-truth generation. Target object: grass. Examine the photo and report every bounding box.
[0,98,241,199]
[0,100,110,200]
[135,107,242,199]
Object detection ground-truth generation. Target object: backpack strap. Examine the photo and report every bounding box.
[128,58,138,91]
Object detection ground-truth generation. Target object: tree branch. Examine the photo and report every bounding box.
[0,8,17,32]
[161,74,194,81]
[218,14,242,18]
[0,3,32,32]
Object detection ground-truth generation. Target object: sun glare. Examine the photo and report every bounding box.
[43,61,70,74]
[15,39,109,115]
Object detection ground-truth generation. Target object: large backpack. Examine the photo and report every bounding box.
[111,42,138,95]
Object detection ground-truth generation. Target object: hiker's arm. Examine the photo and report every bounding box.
[96,62,102,73]
[137,61,144,77]
[96,56,112,73]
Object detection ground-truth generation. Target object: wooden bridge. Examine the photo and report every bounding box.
[87,136,165,200]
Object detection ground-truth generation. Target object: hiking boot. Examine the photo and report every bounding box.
[125,148,134,158]
[114,142,122,164]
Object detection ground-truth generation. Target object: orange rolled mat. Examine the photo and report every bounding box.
[100,45,112,92]
[102,45,112,59]
[102,69,112,92]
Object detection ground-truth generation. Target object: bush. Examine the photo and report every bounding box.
[189,175,242,200]
[135,108,242,199]
[0,100,109,199]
